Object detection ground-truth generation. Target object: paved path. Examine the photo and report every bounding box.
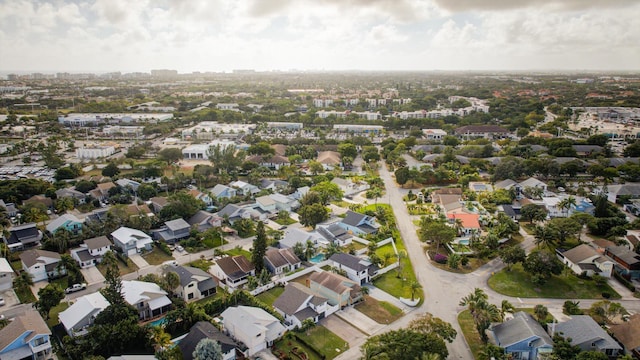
[129,253,150,269]
[320,315,368,348]
[335,307,385,336]
[365,285,412,313]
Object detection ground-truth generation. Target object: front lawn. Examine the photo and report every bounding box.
[47,302,70,328]
[256,286,285,306]
[355,295,402,324]
[142,245,175,265]
[274,216,297,226]
[97,256,138,276]
[188,259,213,272]
[273,335,322,360]
[15,284,36,304]
[515,308,555,323]
[488,264,621,299]
[224,247,252,259]
[458,310,483,360]
[295,326,349,360]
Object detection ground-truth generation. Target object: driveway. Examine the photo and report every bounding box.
[320,315,368,348]
[364,285,411,313]
[129,253,150,269]
[80,266,105,285]
[334,307,385,336]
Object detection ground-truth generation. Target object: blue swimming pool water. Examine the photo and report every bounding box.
[310,253,325,263]
[457,239,470,246]
[149,317,168,327]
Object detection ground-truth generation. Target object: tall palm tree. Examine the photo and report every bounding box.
[14,271,34,289]
[558,196,577,217]
[409,281,423,301]
[304,240,315,261]
[453,218,464,236]
[150,326,171,351]
[500,300,515,321]
[459,288,501,341]
[534,225,555,250]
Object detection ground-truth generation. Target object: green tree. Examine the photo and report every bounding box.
[158,148,183,164]
[520,204,547,224]
[247,142,275,156]
[533,304,549,322]
[75,180,97,193]
[298,203,329,228]
[547,217,582,244]
[193,338,223,360]
[409,281,423,301]
[252,221,267,273]
[361,329,448,360]
[408,312,457,343]
[551,334,580,360]
[310,181,344,205]
[499,245,526,271]
[588,300,628,324]
[150,326,171,352]
[478,344,506,360]
[418,218,456,254]
[563,300,582,315]
[100,251,124,305]
[395,167,410,187]
[533,225,556,250]
[102,163,120,177]
[160,191,205,220]
[165,271,180,293]
[338,143,358,159]
[576,351,609,360]
[137,184,158,201]
[34,284,65,319]
[523,250,563,285]
[308,160,324,175]
[207,144,245,175]
[459,288,501,341]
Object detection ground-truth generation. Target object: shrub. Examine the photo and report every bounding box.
[613,271,636,292]
[434,253,448,264]
[157,241,172,256]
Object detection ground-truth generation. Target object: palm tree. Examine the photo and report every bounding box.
[304,240,315,261]
[534,225,555,250]
[500,300,515,321]
[14,271,34,289]
[534,304,549,323]
[558,196,577,217]
[409,281,423,301]
[459,288,501,341]
[453,218,464,236]
[382,252,396,267]
[150,326,171,351]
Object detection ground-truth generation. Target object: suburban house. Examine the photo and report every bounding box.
[316,151,341,170]
[279,228,326,249]
[55,187,86,204]
[125,203,154,218]
[0,257,14,291]
[517,177,548,198]
[610,314,640,358]
[155,218,191,244]
[4,223,43,251]
[573,145,603,157]
[210,255,256,289]
[0,199,17,217]
[495,179,518,191]
[454,125,511,139]
[121,280,172,321]
[116,178,141,192]
[24,195,53,210]
[58,292,110,337]
[0,309,52,360]
[269,193,300,212]
[331,178,370,197]
[556,244,614,278]
[291,186,310,200]
[70,235,112,268]
[246,154,290,170]
[256,195,277,213]
[111,227,153,256]
[20,249,65,282]
[328,253,378,285]
[187,210,223,232]
[220,306,286,357]
[273,282,333,328]
[605,183,640,204]
[168,265,217,302]
[264,247,301,275]
[260,179,289,193]
[317,223,354,246]
[486,311,553,360]
[604,245,640,280]
[88,181,116,202]
[45,213,84,235]
[178,321,238,360]
[148,196,169,213]
[210,184,237,200]
[339,211,379,236]
[229,180,260,197]
[447,213,481,236]
[188,189,213,207]
[307,271,362,308]
[216,204,263,224]
[551,315,622,357]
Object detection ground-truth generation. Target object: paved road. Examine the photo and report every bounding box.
[335,162,640,360]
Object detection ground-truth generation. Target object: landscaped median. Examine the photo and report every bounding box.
[488,263,620,299]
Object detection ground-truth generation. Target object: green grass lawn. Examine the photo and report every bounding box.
[224,247,252,259]
[10,260,22,271]
[256,286,285,306]
[488,263,621,299]
[295,326,349,360]
[202,237,227,249]
[274,216,297,226]
[97,256,138,277]
[47,302,70,328]
[188,259,213,272]
[355,296,403,324]
[458,310,484,360]
[49,277,70,289]
[273,336,322,360]
[15,284,36,304]
[372,238,419,301]
[142,246,175,265]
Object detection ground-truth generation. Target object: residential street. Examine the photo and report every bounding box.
[335,162,640,359]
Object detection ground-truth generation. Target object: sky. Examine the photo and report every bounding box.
[1,0,639,73]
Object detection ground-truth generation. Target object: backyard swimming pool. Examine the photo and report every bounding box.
[309,253,325,263]
[149,317,168,327]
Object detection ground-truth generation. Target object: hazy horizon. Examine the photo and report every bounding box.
[2,0,639,73]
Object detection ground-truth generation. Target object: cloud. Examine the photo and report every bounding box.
[433,0,638,12]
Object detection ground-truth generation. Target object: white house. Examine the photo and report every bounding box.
[70,236,112,268]
[255,195,277,213]
[273,282,334,329]
[210,256,255,290]
[168,266,217,302]
[19,249,64,282]
[111,227,153,256]
[556,244,614,278]
[58,292,110,337]
[121,280,172,321]
[328,253,378,285]
[221,306,286,357]
[229,180,260,196]
[76,145,116,159]
[0,258,14,291]
[422,128,448,140]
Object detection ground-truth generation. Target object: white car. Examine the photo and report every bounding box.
[0,296,4,306]
[176,245,184,252]
[65,283,87,294]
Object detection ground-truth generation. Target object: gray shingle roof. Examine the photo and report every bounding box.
[490,312,552,348]
[329,253,371,272]
[554,315,621,351]
[84,235,111,250]
[178,321,237,360]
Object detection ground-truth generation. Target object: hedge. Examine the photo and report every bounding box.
[614,271,636,292]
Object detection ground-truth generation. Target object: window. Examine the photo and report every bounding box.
[188,293,194,300]
[188,283,194,288]
[33,337,48,346]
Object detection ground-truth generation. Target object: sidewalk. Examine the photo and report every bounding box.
[607,276,637,300]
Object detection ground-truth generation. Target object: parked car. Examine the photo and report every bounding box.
[65,283,87,294]
[176,245,184,252]
[0,296,4,306]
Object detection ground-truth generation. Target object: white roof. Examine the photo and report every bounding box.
[0,258,13,273]
[221,306,285,341]
[270,193,294,204]
[59,292,109,330]
[111,227,152,246]
[230,180,250,188]
[280,228,325,248]
[46,213,83,233]
[148,296,172,310]
[256,195,276,207]
[519,177,546,189]
[121,280,168,306]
